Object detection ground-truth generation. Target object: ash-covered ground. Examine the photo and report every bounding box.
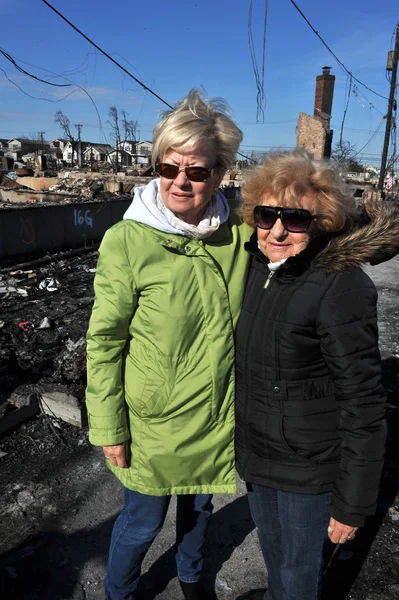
[0,252,398,600]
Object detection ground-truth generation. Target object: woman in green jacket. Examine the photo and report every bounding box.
[86,89,251,600]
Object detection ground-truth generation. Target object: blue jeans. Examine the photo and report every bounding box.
[247,484,331,600]
[104,488,213,600]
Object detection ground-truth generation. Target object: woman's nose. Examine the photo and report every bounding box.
[173,169,190,186]
[270,218,287,239]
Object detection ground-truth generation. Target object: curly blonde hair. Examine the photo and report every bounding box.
[151,89,243,179]
[240,149,359,232]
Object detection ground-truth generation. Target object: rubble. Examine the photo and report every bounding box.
[40,391,84,428]
[0,248,97,434]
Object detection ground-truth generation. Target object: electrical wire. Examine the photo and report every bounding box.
[288,0,388,101]
[339,74,352,146]
[351,118,385,158]
[237,150,258,163]
[0,48,70,87]
[0,67,77,103]
[248,0,264,122]
[41,0,173,110]
[0,49,106,144]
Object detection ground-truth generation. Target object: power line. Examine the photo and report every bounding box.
[237,151,258,163]
[339,74,352,146]
[0,48,70,87]
[0,48,107,145]
[0,66,77,103]
[288,0,388,101]
[41,0,173,110]
[352,118,385,158]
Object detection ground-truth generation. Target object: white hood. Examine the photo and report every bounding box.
[123,178,230,239]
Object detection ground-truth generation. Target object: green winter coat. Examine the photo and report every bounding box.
[86,200,251,495]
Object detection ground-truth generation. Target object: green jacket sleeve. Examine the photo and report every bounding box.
[86,226,138,446]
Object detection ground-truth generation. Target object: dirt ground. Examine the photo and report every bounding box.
[0,251,399,600]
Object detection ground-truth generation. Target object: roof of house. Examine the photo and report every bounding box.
[8,138,50,147]
[84,144,113,152]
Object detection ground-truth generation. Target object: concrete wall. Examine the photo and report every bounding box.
[0,198,131,261]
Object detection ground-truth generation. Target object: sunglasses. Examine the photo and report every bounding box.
[253,205,317,233]
[156,162,214,182]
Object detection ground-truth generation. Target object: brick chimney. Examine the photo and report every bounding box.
[314,66,335,129]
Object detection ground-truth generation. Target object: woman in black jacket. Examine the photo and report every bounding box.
[235,149,397,600]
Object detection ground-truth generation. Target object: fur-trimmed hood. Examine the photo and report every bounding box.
[311,199,399,272]
[245,200,399,274]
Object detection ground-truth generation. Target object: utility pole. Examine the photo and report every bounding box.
[37,131,46,171]
[38,131,45,154]
[378,24,399,192]
[75,123,83,168]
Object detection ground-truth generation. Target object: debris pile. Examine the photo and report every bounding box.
[0,250,97,433]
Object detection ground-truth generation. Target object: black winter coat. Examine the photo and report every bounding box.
[235,200,398,527]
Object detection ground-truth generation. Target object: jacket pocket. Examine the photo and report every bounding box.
[279,405,341,465]
[124,350,175,420]
[139,371,174,419]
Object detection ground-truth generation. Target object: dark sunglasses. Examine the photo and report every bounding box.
[156,162,214,182]
[253,205,317,233]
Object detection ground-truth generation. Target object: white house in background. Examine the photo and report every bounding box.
[50,139,68,153]
[117,139,137,154]
[62,141,90,165]
[83,144,112,163]
[106,140,153,168]
[107,148,134,167]
[6,138,50,160]
[135,140,152,157]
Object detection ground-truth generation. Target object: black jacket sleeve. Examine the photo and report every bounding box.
[316,267,387,527]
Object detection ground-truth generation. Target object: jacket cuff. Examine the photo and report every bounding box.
[88,413,130,446]
[330,505,366,528]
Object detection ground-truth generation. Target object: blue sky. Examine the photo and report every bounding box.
[0,0,397,166]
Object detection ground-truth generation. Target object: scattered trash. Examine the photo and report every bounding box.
[0,320,5,328]
[18,321,34,332]
[9,270,34,276]
[388,506,399,522]
[65,337,85,352]
[0,449,7,458]
[38,317,53,330]
[39,278,60,292]
[215,577,233,592]
[77,264,96,273]
[0,285,28,297]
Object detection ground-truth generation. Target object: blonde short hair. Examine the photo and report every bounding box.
[240,149,359,232]
[151,89,243,178]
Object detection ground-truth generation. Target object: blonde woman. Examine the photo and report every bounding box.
[86,90,251,600]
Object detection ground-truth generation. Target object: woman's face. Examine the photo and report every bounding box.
[257,194,319,262]
[159,141,222,225]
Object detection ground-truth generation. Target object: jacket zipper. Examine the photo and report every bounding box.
[242,268,275,475]
[264,271,274,289]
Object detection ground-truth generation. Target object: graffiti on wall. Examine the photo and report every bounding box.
[73,208,93,228]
